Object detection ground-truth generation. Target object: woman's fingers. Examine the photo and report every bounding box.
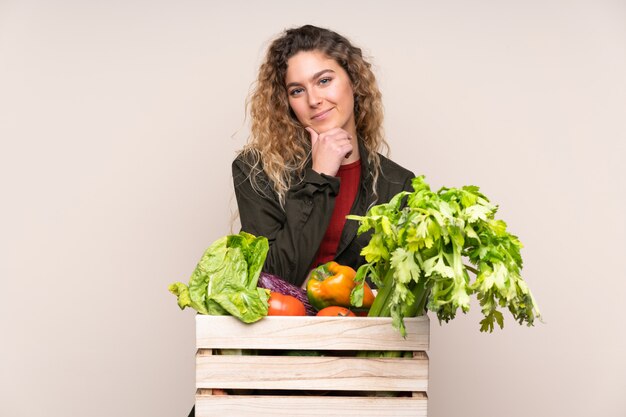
[309,127,354,176]
[319,128,353,157]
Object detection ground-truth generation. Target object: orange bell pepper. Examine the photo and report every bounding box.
[306,261,375,311]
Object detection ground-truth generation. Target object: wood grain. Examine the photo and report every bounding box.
[195,315,429,351]
[196,353,429,391]
[195,394,428,417]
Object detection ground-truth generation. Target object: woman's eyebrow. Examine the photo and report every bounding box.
[286,69,335,88]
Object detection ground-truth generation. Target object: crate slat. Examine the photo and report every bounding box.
[196,353,428,391]
[195,315,429,351]
[195,394,428,417]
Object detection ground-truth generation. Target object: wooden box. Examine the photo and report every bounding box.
[195,315,429,417]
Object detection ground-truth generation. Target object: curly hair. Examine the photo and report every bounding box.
[241,24,389,207]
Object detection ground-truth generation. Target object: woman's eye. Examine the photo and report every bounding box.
[319,77,332,85]
[289,88,304,96]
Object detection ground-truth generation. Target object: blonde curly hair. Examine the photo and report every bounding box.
[241,25,389,207]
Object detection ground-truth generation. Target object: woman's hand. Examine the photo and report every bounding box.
[306,127,354,177]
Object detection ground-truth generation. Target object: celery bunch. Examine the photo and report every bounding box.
[348,176,541,337]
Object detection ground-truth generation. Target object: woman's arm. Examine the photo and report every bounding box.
[232,157,339,286]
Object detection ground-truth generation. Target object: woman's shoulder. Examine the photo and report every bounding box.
[233,149,263,181]
[232,148,266,178]
[377,153,415,180]
[233,147,260,166]
[232,148,276,195]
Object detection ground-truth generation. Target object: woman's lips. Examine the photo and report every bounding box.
[311,108,333,120]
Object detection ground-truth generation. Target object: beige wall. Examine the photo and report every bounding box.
[2,1,625,416]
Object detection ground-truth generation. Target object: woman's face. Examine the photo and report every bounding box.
[285,50,356,137]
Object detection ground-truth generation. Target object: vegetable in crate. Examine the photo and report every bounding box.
[347,176,542,336]
[258,272,317,316]
[168,232,270,323]
[306,261,375,311]
[267,292,306,316]
[316,306,356,317]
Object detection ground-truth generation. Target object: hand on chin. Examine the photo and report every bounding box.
[306,126,354,177]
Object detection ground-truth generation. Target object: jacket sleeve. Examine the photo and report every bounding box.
[232,157,340,286]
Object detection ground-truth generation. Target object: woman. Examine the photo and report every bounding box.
[233,24,415,286]
[188,24,415,417]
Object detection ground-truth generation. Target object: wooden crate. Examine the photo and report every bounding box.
[195,315,429,417]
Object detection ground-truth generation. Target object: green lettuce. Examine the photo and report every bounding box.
[168,232,270,323]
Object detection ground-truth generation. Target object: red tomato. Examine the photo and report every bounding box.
[267,292,306,316]
[316,306,356,317]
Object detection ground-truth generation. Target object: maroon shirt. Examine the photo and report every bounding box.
[313,159,361,267]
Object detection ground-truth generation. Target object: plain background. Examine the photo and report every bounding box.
[1,1,625,416]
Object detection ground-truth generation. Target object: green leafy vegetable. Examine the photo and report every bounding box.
[348,176,541,337]
[168,232,270,323]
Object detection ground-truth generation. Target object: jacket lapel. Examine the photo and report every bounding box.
[336,142,373,257]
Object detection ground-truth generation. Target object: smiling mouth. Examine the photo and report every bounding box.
[311,108,334,120]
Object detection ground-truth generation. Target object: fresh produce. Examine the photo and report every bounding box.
[267,292,307,316]
[168,232,270,323]
[316,306,356,317]
[306,261,375,311]
[258,272,316,316]
[347,176,541,336]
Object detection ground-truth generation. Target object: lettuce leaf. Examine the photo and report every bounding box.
[168,232,270,323]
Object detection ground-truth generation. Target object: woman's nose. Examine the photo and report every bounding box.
[308,90,322,107]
